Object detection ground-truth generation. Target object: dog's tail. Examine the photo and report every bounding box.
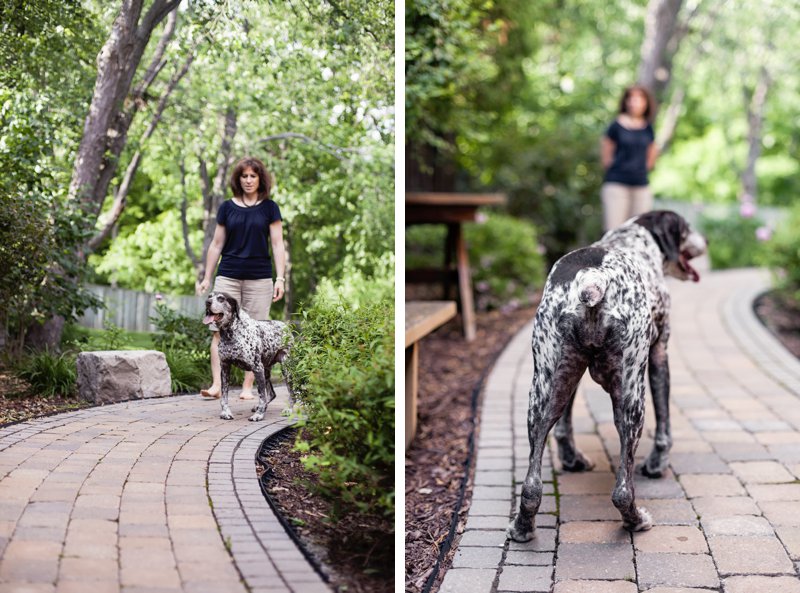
[577,270,607,308]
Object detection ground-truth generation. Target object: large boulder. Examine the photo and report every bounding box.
[77,350,172,404]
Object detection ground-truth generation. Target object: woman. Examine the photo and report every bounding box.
[600,85,659,231]
[197,156,286,400]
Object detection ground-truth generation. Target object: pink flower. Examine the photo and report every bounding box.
[155,293,164,301]
[755,226,772,242]
[740,201,757,218]
[475,212,489,224]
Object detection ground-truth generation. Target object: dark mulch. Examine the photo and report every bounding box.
[404,304,538,593]
[258,429,394,593]
[0,366,90,426]
[754,290,800,359]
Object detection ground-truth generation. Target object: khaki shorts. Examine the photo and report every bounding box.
[601,182,653,231]
[208,276,273,330]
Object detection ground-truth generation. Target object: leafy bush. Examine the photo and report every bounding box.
[406,212,546,310]
[698,210,770,270]
[15,349,77,397]
[162,347,211,394]
[150,302,211,354]
[762,204,800,301]
[287,281,394,519]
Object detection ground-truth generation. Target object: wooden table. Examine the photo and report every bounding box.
[405,300,457,448]
[406,192,507,341]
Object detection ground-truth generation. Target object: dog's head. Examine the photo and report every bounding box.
[203,292,239,329]
[634,210,707,282]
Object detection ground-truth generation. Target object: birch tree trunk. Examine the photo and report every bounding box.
[638,0,684,102]
[741,65,771,202]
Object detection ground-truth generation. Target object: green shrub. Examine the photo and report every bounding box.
[150,302,211,354]
[405,212,546,310]
[762,204,800,301]
[162,347,211,394]
[15,349,77,397]
[287,282,394,519]
[698,210,770,270]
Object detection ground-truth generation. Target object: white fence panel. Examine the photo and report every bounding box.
[78,285,206,333]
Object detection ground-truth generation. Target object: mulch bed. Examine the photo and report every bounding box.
[0,366,90,426]
[258,429,394,593]
[754,289,800,359]
[404,304,538,593]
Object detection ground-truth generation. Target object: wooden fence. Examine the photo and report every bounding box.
[78,285,206,333]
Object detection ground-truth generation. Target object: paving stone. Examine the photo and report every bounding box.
[559,521,630,544]
[638,498,697,525]
[729,461,795,484]
[636,553,719,589]
[458,529,507,547]
[775,526,800,560]
[560,495,621,522]
[633,525,708,554]
[558,472,616,495]
[691,496,760,519]
[553,581,637,593]
[760,501,800,526]
[451,546,505,569]
[679,474,745,498]
[497,565,552,592]
[708,535,794,575]
[640,588,715,593]
[746,483,800,502]
[669,452,730,474]
[507,528,557,552]
[503,551,553,566]
[439,568,497,593]
[723,575,800,593]
[633,474,686,499]
[701,514,774,537]
[712,442,773,462]
[555,543,635,581]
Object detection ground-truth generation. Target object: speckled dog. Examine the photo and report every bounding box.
[202,292,293,421]
[508,211,707,541]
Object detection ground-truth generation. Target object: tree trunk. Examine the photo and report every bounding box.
[638,0,684,102]
[741,65,771,202]
[24,315,65,352]
[68,0,181,234]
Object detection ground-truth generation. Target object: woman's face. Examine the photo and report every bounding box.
[240,167,259,195]
[626,90,648,117]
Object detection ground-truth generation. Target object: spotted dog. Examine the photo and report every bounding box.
[508,211,707,541]
[202,292,293,421]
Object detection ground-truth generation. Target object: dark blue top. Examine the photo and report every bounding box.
[215,199,282,280]
[603,120,654,187]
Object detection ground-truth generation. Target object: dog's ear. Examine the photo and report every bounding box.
[223,293,240,319]
[635,211,687,262]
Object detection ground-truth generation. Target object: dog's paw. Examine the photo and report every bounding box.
[248,412,264,422]
[506,516,535,542]
[637,457,668,479]
[251,405,259,413]
[561,452,596,473]
[220,407,234,420]
[623,507,653,532]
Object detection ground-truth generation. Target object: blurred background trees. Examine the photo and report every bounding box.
[406,0,800,278]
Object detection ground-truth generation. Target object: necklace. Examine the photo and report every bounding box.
[241,195,259,207]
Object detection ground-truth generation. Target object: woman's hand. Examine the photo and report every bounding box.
[273,279,285,302]
[197,278,211,295]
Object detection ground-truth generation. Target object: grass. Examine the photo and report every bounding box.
[67,326,155,350]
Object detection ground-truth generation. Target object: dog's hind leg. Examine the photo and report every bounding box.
[611,364,652,532]
[554,386,596,472]
[508,349,586,542]
[638,337,672,478]
[219,361,234,420]
[249,364,268,422]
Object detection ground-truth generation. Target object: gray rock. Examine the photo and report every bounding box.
[77,350,172,404]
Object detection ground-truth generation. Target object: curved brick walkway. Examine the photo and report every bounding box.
[0,387,330,593]
[442,267,800,593]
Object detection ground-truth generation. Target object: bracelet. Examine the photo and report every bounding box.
[275,277,285,282]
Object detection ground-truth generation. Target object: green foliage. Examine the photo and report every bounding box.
[98,319,131,350]
[406,213,545,309]
[287,279,394,519]
[698,210,770,270]
[15,349,77,397]
[150,302,211,355]
[162,347,211,394]
[762,204,800,301]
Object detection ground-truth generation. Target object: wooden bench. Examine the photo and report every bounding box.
[405,300,457,448]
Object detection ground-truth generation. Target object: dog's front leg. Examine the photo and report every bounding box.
[554,386,596,472]
[249,364,268,422]
[639,338,671,478]
[220,361,234,420]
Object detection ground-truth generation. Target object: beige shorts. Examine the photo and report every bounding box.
[208,276,273,330]
[601,182,653,231]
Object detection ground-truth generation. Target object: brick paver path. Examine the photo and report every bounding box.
[442,267,800,593]
[0,387,330,593]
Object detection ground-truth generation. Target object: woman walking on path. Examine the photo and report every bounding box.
[197,156,286,400]
[600,85,659,231]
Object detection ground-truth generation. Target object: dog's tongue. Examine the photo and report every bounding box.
[680,253,700,282]
[202,314,216,325]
